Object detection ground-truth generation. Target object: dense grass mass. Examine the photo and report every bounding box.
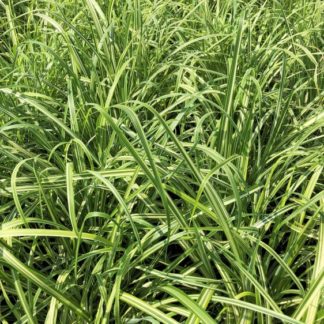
[0,0,323,323]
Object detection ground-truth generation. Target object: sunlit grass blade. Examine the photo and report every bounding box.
[161,286,215,324]
[0,242,91,321]
[120,291,179,324]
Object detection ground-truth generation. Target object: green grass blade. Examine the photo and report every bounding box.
[161,286,215,324]
[0,242,91,321]
[120,291,179,324]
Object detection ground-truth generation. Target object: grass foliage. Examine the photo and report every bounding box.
[0,0,323,322]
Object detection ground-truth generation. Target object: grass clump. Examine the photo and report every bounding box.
[0,0,323,323]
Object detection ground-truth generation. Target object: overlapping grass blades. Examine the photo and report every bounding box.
[0,0,323,322]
